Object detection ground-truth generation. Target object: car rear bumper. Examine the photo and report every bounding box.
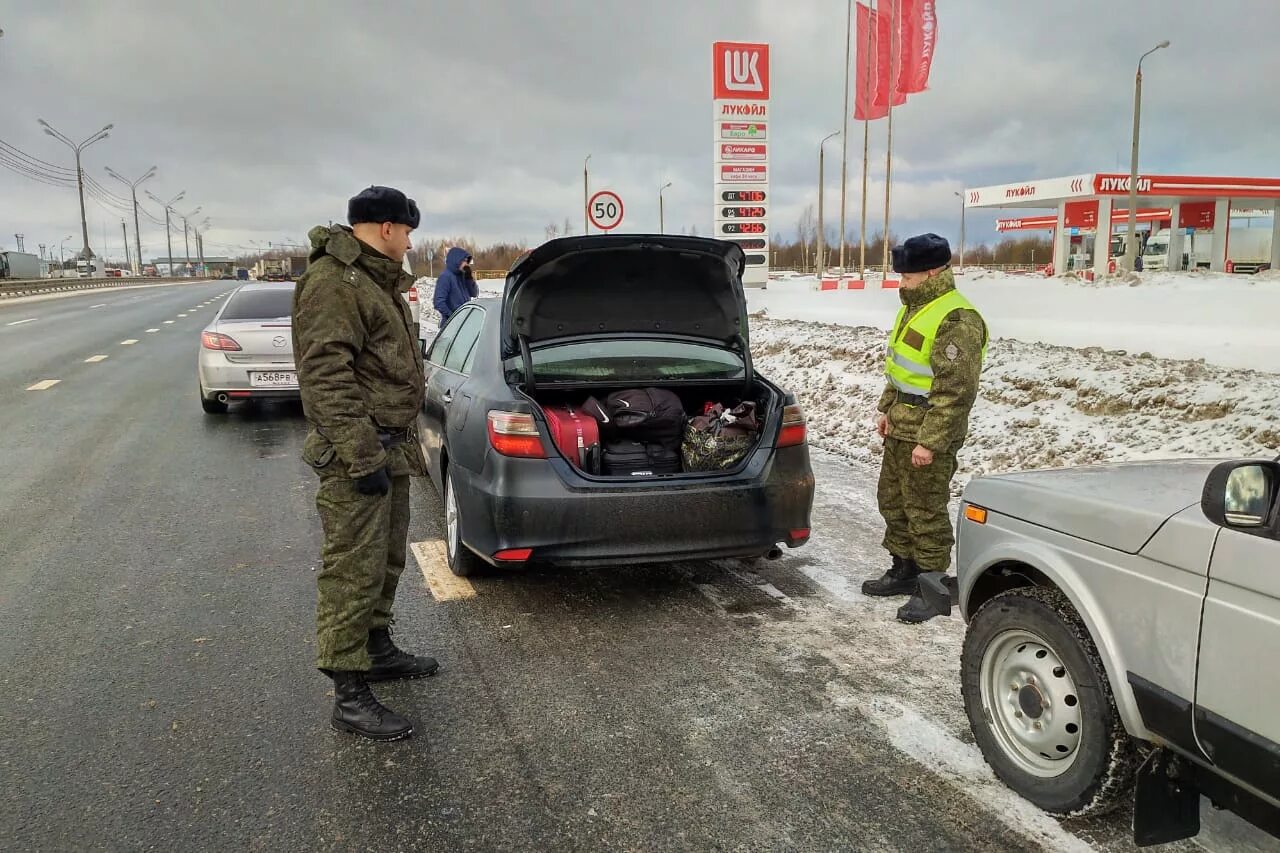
[451,445,815,567]
[198,351,298,396]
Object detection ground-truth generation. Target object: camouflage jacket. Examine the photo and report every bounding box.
[292,225,425,479]
[876,268,987,452]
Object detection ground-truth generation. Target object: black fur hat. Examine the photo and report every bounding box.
[891,233,952,273]
[347,185,420,229]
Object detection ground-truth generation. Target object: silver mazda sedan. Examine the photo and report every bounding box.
[197,282,298,413]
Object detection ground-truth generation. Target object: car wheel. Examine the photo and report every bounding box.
[961,586,1135,817]
[444,466,485,577]
[200,385,228,414]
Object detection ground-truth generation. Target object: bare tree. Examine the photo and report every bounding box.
[545,222,560,241]
[563,217,573,238]
[796,204,816,272]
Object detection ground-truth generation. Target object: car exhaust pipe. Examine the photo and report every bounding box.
[764,546,784,561]
[216,392,229,404]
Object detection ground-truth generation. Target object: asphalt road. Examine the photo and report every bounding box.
[0,283,1268,852]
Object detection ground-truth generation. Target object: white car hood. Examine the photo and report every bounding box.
[963,460,1220,553]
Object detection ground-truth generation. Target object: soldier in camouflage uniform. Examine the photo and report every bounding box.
[293,186,438,741]
[861,233,988,624]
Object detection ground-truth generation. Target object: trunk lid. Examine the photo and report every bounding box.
[502,235,749,354]
[216,320,295,364]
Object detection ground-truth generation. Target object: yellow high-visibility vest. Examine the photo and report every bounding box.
[884,290,986,398]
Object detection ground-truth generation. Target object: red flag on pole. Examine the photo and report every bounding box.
[895,0,937,94]
[854,4,904,119]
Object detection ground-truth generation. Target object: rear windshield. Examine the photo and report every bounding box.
[513,339,745,383]
[221,288,294,320]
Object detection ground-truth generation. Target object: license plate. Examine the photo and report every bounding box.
[249,371,298,388]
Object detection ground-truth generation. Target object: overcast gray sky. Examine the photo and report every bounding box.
[1,0,1276,263]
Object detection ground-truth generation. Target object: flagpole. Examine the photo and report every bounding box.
[838,1,853,277]
[882,0,898,275]
[859,1,874,280]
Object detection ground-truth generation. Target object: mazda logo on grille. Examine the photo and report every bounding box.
[272,336,287,348]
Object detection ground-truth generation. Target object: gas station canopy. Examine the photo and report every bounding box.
[963,172,1280,276]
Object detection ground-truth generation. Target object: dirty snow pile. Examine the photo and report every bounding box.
[749,314,1280,484]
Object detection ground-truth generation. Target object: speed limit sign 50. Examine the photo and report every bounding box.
[588,190,624,231]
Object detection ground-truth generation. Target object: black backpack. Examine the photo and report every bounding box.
[584,388,686,450]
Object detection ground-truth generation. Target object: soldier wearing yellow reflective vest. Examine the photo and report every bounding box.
[862,233,988,623]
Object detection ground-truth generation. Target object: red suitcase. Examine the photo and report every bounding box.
[542,404,601,473]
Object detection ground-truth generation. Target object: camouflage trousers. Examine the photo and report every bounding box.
[314,474,410,672]
[877,437,959,572]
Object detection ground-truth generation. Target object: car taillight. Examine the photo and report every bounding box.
[493,548,533,562]
[201,331,242,351]
[487,411,546,458]
[777,403,807,447]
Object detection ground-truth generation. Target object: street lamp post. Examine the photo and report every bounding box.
[1126,40,1170,272]
[659,182,672,234]
[146,189,185,276]
[953,191,966,272]
[583,154,592,236]
[59,235,73,270]
[817,131,840,275]
[38,120,113,260]
[178,206,202,275]
[105,165,156,275]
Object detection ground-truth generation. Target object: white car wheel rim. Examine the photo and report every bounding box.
[980,629,1084,778]
[445,474,458,562]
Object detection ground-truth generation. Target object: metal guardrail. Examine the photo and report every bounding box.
[0,276,215,299]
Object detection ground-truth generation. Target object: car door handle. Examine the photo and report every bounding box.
[442,390,454,404]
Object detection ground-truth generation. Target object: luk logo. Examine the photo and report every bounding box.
[725,50,762,93]
[713,42,770,100]
[1005,185,1037,199]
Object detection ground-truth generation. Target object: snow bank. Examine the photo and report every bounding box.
[748,270,1280,371]
[750,313,1279,488]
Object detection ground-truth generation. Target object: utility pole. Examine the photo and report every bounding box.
[583,154,592,236]
[146,189,185,276]
[178,206,201,276]
[1126,40,1170,272]
[817,131,839,275]
[121,220,130,270]
[37,119,113,259]
[14,233,24,252]
[105,165,156,274]
[659,182,672,234]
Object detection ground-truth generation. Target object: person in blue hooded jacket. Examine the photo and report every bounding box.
[432,247,478,324]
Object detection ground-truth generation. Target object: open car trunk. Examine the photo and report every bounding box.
[519,381,782,481]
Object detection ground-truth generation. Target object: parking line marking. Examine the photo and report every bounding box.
[84,355,109,363]
[6,318,37,326]
[163,320,174,324]
[120,339,138,345]
[411,540,476,601]
[146,328,160,333]
[26,379,60,391]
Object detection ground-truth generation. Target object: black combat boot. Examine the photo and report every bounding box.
[367,626,440,682]
[861,555,921,597]
[897,571,955,624]
[329,670,414,741]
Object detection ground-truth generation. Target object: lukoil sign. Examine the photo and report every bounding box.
[713,42,770,100]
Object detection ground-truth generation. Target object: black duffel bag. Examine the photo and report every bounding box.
[584,388,686,449]
[601,440,682,476]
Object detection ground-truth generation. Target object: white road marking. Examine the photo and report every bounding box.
[6,318,37,326]
[146,328,160,333]
[177,313,187,317]
[90,303,106,308]
[84,355,109,363]
[26,379,61,391]
[163,320,174,324]
[410,540,476,601]
[120,339,138,345]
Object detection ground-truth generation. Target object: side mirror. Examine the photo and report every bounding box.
[1202,461,1280,529]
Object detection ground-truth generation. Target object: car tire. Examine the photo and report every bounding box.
[200,386,228,414]
[444,465,485,577]
[961,586,1135,817]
